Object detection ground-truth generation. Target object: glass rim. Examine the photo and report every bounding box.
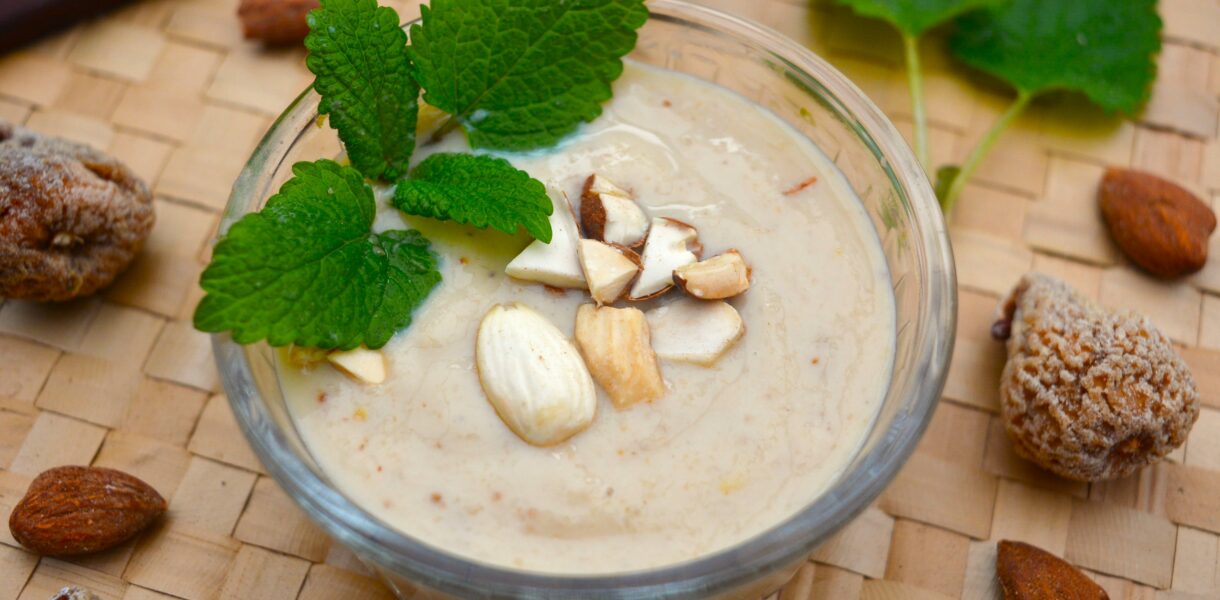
[214,0,958,596]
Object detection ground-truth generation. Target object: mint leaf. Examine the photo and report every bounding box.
[408,0,648,151]
[836,0,1001,36]
[194,160,441,350]
[951,0,1161,114]
[306,0,419,180]
[393,153,553,242]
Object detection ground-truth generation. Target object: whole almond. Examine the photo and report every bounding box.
[1099,168,1216,279]
[997,540,1108,600]
[9,466,167,556]
[237,0,319,45]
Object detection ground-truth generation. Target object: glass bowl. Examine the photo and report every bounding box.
[213,1,956,597]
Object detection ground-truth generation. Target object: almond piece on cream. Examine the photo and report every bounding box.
[578,240,641,305]
[476,303,597,446]
[587,173,630,198]
[505,189,586,289]
[673,249,750,300]
[646,298,745,366]
[627,217,701,301]
[327,347,387,384]
[574,304,665,409]
[580,175,650,248]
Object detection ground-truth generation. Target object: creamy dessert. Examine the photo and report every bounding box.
[278,62,896,574]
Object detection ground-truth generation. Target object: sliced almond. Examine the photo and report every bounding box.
[578,240,641,305]
[505,189,586,289]
[476,303,597,446]
[327,347,387,384]
[580,175,649,248]
[586,174,630,198]
[627,217,701,301]
[574,304,665,409]
[646,298,745,366]
[673,249,751,300]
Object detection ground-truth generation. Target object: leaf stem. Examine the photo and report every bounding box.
[941,89,1034,213]
[429,116,461,144]
[902,33,928,168]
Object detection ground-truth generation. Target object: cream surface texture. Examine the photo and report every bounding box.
[280,62,896,574]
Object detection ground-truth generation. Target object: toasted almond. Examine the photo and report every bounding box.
[327,346,387,384]
[996,540,1108,599]
[580,175,650,248]
[673,249,750,300]
[627,217,701,301]
[578,240,642,305]
[646,298,745,366]
[476,303,597,446]
[574,304,666,409]
[505,189,586,289]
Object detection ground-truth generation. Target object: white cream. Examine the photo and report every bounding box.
[280,62,896,574]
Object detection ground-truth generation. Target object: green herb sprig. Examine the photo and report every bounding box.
[835,0,1002,167]
[194,0,646,349]
[836,0,1161,213]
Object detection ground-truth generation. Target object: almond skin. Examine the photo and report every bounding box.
[237,0,319,44]
[996,540,1108,600]
[9,466,167,556]
[1099,168,1216,279]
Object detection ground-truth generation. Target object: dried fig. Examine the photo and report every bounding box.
[0,122,154,302]
[995,273,1198,481]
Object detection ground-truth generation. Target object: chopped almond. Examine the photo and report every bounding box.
[646,299,744,366]
[673,249,750,300]
[505,189,586,289]
[580,174,649,248]
[574,304,666,409]
[627,217,701,301]
[586,174,630,198]
[327,347,387,384]
[578,239,641,305]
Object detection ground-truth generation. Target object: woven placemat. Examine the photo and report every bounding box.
[0,0,1217,598]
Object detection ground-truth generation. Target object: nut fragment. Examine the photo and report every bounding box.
[646,298,745,366]
[0,121,154,302]
[1099,168,1215,279]
[505,189,586,289]
[9,466,167,556]
[673,249,750,300]
[580,175,649,248]
[578,240,641,305]
[574,304,666,409]
[627,218,701,301]
[998,273,1198,481]
[237,0,319,44]
[476,303,597,446]
[327,346,386,384]
[996,540,1108,600]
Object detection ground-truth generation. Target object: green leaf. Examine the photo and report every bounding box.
[194,160,441,350]
[393,153,553,242]
[305,0,419,180]
[408,0,648,151]
[836,0,1002,36]
[951,0,1161,114]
